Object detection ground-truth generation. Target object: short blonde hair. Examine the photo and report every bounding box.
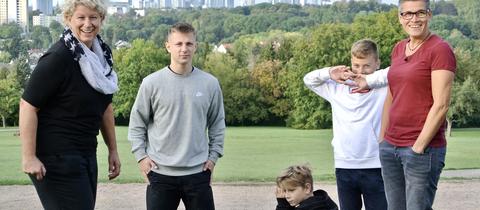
[351,39,379,60]
[276,165,313,192]
[62,0,107,25]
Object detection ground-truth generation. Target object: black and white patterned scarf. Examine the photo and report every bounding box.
[61,27,118,94]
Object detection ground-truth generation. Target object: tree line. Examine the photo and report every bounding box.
[1,0,479,129]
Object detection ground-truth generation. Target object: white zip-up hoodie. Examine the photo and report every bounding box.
[304,67,388,169]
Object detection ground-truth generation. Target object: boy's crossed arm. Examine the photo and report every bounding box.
[350,67,390,93]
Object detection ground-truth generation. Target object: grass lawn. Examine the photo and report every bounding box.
[1,127,479,185]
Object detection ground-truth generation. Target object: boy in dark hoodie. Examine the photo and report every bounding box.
[275,165,338,210]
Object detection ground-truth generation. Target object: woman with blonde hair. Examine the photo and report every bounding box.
[19,0,120,209]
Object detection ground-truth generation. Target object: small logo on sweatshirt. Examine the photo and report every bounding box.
[195,91,203,97]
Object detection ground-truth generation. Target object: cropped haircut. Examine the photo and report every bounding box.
[398,0,430,10]
[276,165,313,192]
[168,22,197,39]
[351,39,379,60]
[62,0,107,25]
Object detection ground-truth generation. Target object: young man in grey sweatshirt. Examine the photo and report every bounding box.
[128,22,225,210]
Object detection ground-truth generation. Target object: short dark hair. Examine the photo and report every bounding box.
[351,39,379,60]
[398,0,430,10]
[168,22,196,38]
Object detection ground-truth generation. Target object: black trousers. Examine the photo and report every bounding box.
[29,154,97,210]
[147,170,215,210]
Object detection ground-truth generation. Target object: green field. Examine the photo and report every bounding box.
[1,127,479,185]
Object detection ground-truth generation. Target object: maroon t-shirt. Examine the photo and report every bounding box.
[385,35,456,147]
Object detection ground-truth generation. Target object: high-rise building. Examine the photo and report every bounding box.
[205,0,223,8]
[33,13,61,27]
[190,0,203,7]
[17,0,28,29]
[108,0,130,14]
[144,0,159,8]
[171,0,187,8]
[306,0,319,6]
[225,0,233,8]
[32,0,53,15]
[132,0,144,9]
[159,0,172,8]
[0,0,8,24]
[0,0,28,30]
[272,0,300,5]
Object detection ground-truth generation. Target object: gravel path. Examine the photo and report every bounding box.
[1,174,479,210]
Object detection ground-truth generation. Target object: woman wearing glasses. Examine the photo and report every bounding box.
[378,0,456,209]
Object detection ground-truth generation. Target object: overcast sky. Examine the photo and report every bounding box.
[381,0,397,5]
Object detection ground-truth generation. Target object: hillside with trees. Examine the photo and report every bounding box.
[0,0,478,130]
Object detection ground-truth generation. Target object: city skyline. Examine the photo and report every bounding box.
[50,0,398,7]
[1,0,28,29]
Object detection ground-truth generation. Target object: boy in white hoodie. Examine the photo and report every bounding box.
[303,39,388,210]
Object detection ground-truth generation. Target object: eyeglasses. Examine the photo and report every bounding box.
[399,9,430,20]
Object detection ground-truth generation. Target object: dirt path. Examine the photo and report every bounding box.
[1,179,479,210]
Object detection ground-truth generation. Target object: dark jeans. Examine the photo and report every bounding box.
[379,140,445,210]
[336,168,388,210]
[29,154,98,210]
[147,170,214,210]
